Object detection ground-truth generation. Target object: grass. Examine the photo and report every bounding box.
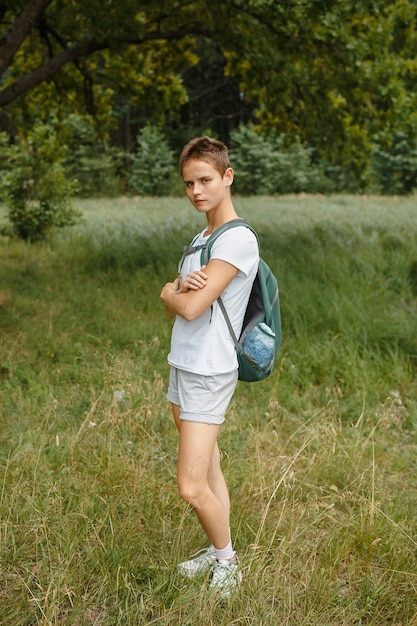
[0,195,416,625]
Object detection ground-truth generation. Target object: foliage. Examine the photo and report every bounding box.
[0,196,416,623]
[230,125,333,195]
[1,0,417,185]
[230,125,279,195]
[128,124,175,196]
[370,131,417,194]
[224,0,417,184]
[0,0,199,134]
[61,115,125,197]
[0,124,80,241]
[165,37,255,149]
[0,132,11,203]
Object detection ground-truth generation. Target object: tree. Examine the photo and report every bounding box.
[223,0,417,184]
[0,1,210,133]
[0,122,79,241]
[128,124,175,196]
[1,0,417,187]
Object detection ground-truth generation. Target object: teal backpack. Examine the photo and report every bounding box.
[180,219,281,382]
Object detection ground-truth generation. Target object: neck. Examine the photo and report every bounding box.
[205,206,239,235]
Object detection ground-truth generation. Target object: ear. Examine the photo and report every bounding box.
[224,167,234,186]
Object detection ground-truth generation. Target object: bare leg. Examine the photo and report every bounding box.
[171,403,182,431]
[208,442,230,530]
[171,404,230,550]
[172,403,230,527]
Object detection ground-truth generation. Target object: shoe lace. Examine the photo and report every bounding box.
[212,560,236,584]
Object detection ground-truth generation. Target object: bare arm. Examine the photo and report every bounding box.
[163,275,180,319]
[160,259,239,321]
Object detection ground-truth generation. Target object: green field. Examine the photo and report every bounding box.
[1,195,416,625]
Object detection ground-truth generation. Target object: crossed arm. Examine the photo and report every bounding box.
[160,259,239,321]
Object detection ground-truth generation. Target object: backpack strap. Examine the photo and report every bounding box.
[177,233,208,273]
[177,220,258,331]
[204,218,259,347]
[200,218,258,266]
[217,296,239,348]
[178,219,258,272]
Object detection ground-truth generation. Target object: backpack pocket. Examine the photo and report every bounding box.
[238,322,276,381]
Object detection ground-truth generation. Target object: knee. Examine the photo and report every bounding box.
[177,477,205,509]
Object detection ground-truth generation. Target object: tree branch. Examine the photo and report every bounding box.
[0,0,55,78]
[0,26,214,107]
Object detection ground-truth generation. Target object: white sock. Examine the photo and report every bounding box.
[214,539,235,561]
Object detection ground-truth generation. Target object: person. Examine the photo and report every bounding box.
[160,136,259,598]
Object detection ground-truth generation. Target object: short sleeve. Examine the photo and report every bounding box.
[209,226,259,276]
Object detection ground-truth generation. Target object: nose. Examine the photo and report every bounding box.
[192,182,202,195]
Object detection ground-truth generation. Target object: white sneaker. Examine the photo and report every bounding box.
[177,546,216,578]
[209,554,242,598]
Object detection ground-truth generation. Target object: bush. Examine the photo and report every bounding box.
[128,125,175,196]
[370,131,417,195]
[229,125,278,195]
[230,125,333,195]
[62,115,125,197]
[0,124,80,242]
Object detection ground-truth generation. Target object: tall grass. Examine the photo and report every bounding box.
[0,195,416,625]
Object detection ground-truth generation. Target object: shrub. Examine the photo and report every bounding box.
[370,131,417,195]
[275,138,332,194]
[62,115,124,197]
[230,125,333,195]
[128,125,175,196]
[229,125,278,195]
[0,124,80,242]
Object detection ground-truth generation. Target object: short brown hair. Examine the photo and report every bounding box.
[179,136,231,176]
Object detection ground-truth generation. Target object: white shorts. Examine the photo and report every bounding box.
[167,366,239,425]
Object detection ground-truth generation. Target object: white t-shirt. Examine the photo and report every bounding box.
[168,225,259,375]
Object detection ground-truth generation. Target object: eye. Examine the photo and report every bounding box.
[185,181,193,187]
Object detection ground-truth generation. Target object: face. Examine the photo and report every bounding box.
[181,159,234,214]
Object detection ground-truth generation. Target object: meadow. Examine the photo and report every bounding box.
[0,195,416,625]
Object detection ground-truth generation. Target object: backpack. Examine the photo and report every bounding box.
[180,219,281,382]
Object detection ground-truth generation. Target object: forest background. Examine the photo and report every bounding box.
[1,0,417,223]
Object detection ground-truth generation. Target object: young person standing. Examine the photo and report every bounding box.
[160,136,259,597]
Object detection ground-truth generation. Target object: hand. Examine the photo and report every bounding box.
[160,278,180,302]
[181,265,208,292]
[160,279,180,319]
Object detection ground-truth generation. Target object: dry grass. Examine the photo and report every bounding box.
[0,196,416,624]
